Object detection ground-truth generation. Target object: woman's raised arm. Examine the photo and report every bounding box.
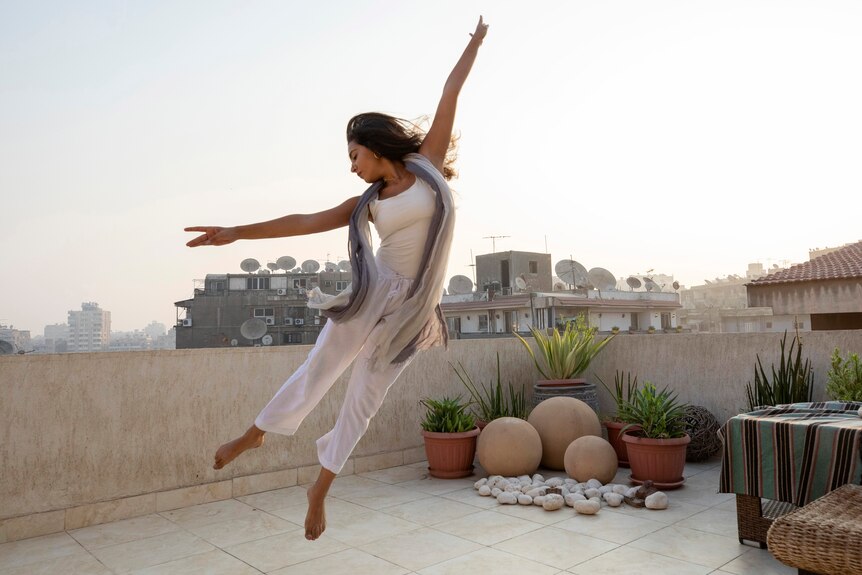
[185,195,361,247]
[419,16,489,172]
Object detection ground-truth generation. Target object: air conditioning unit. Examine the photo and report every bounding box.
[294,318,305,326]
[283,317,294,326]
[276,288,287,295]
[182,318,192,327]
[265,317,275,325]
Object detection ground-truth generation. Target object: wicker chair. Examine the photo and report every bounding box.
[767,484,862,575]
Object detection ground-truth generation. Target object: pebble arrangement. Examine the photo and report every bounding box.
[474,474,669,514]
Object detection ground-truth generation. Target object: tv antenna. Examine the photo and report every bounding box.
[467,249,476,285]
[483,235,510,253]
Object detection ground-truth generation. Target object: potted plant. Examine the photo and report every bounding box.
[595,370,639,467]
[420,396,479,479]
[826,348,862,401]
[620,381,690,488]
[745,331,813,411]
[452,352,529,429]
[514,314,616,412]
[647,326,656,334]
[611,326,620,334]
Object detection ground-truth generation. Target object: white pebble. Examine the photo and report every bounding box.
[587,479,603,489]
[545,477,564,488]
[584,488,601,499]
[474,478,488,490]
[491,487,502,497]
[574,499,601,515]
[532,474,545,483]
[533,495,546,506]
[564,493,582,507]
[599,485,614,494]
[518,494,533,505]
[526,487,547,498]
[518,475,531,483]
[613,484,629,495]
[645,492,669,510]
[565,478,577,485]
[497,491,518,505]
[603,492,624,507]
[625,487,640,498]
[543,494,565,511]
[478,485,492,496]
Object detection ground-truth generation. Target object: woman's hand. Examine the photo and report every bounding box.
[184,226,239,247]
[470,15,489,43]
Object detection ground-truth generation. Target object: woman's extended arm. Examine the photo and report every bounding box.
[185,195,360,247]
[419,16,489,171]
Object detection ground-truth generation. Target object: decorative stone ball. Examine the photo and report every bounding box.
[527,397,601,470]
[564,435,618,484]
[476,417,543,477]
[682,405,722,462]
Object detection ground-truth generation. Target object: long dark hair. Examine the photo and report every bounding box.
[346,112,458,181]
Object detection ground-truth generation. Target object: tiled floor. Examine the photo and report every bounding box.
[0,456,795,574]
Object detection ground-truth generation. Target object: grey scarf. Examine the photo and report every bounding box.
[308,153,455,369]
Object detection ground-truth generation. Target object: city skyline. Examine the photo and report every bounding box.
[2,1,860,332]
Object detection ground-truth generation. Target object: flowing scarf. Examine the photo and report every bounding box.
[307,153,455,369]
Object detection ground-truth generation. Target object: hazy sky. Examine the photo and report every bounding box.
[2,1,860,333]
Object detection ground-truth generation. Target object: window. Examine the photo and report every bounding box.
[246,277,270,290]
[660,313,671,329]
[630,314,639,330]
[336,281,349,291]
[254,308,274,318]
[283,333,303,344]
[324,280,332,287]
[478,314,489,332]
[529,261,538,274]
[766,321,773,329]
[293,278,307,289]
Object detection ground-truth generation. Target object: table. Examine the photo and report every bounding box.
[719,401,862,546]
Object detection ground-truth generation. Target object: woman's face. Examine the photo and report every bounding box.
[347,141,382,183]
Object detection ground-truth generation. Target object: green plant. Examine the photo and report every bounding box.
[620,381,688,439]
[595,370,639,422]
[452,353,528,421]
[826,348,862,401]
[514,314,615,380]
[419,396,476,433]
[745,331,814,411]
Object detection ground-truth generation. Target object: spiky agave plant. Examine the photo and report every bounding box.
[515,315,616,380]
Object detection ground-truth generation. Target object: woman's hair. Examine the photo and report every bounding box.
[346,112,458,181]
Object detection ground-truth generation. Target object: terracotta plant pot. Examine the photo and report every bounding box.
[622,432,690,489]
[603,420,640,468]
[422,428,480,479]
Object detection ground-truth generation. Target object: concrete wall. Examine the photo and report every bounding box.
[747,279,862,314]
[3,331,862,532]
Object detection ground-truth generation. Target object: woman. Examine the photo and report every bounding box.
[185,16,488,541]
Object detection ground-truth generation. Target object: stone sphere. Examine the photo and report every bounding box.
[564,435,618,484]
[476,417,542,477]
[527,396,601,470]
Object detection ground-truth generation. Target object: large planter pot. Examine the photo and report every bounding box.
[603,420,640,468]
[422,428,480,479]
[533,378,599,413]
[622,432,691,489]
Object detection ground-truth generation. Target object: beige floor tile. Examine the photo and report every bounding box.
[671,487,735,508]
[269,548,408,575]
[224,530,347,573]
[380,496,481,526]
[359,465,430,484]
[493,526,618,570]
[336,484,429,510]
[432,509,543,546]
[604,498,708,524]
[715,498,737,512]
[555,508,666,544]
[397,476,479,496]
[186,509,300,547]
[491,501,576,526]
[439,487,503,509]
[628,525,748,569]
[323,510,422,546]
[0,532,89,571]
[676,508,739,538]
[359,527,483,571]
[69,514,181,551]
[159,499,257,530]
[237,486,309,512]
[128,549,261,575]
[718,548,796,575]
[0,553,112,575]
[269,498,369,525]
[683,469,723,491]
[567,544,712,575]
[323,475,387,497]
[417,547,559,575]
[90,531,214,574]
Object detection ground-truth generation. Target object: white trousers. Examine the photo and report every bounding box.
[254,266,415,474]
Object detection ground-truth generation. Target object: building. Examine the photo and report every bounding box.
[43,323,69,353]
[67,302,111,352]
[0,325,31,354]
[747,240,862,330]
[175,268,352,349]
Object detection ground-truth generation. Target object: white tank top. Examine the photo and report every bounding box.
[369,177,435,278]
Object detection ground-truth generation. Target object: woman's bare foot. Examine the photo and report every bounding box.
[305,481,327,540]
[213,426,265,470]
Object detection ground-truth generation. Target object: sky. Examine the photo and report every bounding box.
[2,0,860,333]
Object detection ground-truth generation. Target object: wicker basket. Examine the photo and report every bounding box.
[767,484,862,575]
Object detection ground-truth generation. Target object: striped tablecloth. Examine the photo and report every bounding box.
[719,402,862,507]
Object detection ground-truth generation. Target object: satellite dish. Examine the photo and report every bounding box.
[258,269,271,275]
[588,267,616,291]
[240,318,267,340]
[626,277,642,290]
[337,260,351,272]
[553,281,566,291]
[230,339,238,346]
[448,275,474,295]
[672,281,680,291]
[644,277,658,292]
[266,262,279,271]
[555,259,588,287]
[301,260,320,273]
[291,267,301,273]
[324,261,337,272]
[514,277,527,291]
[240,258,260,273]
[261,334,273,346]
[276,256,296,271]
